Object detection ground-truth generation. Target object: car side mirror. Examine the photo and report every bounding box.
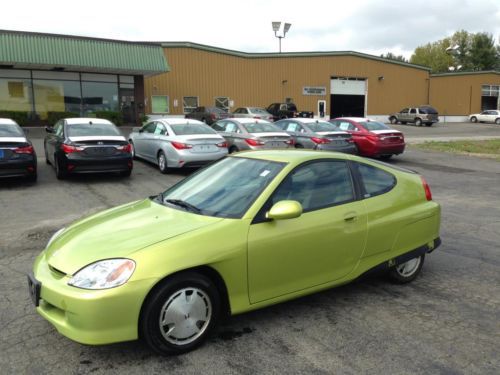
[45,126,54,134]
[266,200,303,220]
[138,128,144,133]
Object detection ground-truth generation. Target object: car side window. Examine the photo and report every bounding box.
[356,162,396,198]
[54,121,64,137]
[400,108,409,114]
[338,121,354,131]
[272,161,355,212]
[410,108,417,114]
[286,122,299,132]
[155,123,168,135]
[212,122,226,131]
[143,122,157,133]
[225,122,239,133]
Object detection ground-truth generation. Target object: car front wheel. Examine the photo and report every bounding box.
[388,255,425,284]
[140,272,220,355]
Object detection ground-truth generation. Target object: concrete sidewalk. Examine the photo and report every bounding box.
[405,135,500,144]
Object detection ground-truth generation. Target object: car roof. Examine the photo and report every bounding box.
[228,118,272,124]
[0,118,18,125]
[157,118,205,125]
[64,118,114,125]
[335,117,375,122]
[232,149,353,164]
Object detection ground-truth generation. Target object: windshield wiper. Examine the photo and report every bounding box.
[165,199,202,213]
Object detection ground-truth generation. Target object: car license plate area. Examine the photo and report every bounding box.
[27,273,41,307]
[84,147,116,156]
[192,144,216,153]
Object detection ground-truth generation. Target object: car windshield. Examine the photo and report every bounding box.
[170,123,217,135]
[0,124,24,137]
[307,121,340,132]
[250,108,269,114]
[161,157,285,218]
[359,121,390,131]
[67,123,121,137]
[242,122,281,133]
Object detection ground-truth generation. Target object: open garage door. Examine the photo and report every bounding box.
[330,77,366,118]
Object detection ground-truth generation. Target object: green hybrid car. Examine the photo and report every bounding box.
[29,150,441,354]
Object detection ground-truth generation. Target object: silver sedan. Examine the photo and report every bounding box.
[274,118,357,154]
[211,118,294,153]
[232,107,274,122]
[128,118,228,173]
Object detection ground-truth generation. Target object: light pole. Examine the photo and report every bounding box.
[272,22,291,53]
[446,44,462,72]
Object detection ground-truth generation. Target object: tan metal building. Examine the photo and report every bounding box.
[144,42,431,121]
[429,71,500,120]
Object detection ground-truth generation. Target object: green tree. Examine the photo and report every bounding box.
[410,31,500,72]
[380,52,408,63]
[468,33,498,71]
[410,39,454,72]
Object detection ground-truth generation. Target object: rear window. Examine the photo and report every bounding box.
[0,124,24,137]
[359,121,390,131]
[419,106,438,114]
[242,122,281,133]
[356,162,396,198]
[67,123,121,137]
[171,123,217,135]
[307,121,340,132]
[250,108,269,114]
[208,107,225,113]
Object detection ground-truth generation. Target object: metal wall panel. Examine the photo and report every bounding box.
[145,47,430,116]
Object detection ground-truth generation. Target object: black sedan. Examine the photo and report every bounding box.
[44,118,132,179]
[0,118,37,182]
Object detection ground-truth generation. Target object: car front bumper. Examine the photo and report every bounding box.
[30,254,157,345]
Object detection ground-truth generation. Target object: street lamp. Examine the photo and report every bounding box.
[272,22,291,53]
[446,44,462,72]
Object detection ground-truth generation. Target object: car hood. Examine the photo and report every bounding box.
[44,199,223,275]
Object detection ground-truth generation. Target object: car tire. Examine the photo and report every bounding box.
[470,116,477,123]
[379,154,392,160]
[140,272,220,355]
[388,255,425,284]
[158,151,169,174]
[495,118,500,125]
[295,144,304,149]
[389,117,398,124]
[401,121,407,125]
[229,146,239,154]
[415,118,423,126]
[425,123,433,127]
[54,156,67,180]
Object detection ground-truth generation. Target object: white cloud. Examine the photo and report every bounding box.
[2,0,499,58]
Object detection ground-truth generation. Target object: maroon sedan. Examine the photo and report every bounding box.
[329,117,405,159]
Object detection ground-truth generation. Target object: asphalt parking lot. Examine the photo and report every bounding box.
[1,123,499,374]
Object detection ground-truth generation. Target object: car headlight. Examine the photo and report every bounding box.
[46,227,65,249]
[68,259,136,290]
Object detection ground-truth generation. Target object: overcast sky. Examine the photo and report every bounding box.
[3,0,500,58]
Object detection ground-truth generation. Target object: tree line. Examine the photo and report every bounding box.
[380,30,500,73]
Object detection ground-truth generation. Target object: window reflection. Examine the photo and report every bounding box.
[0,78,32,112]
[33,80,81,120]
[82,82,119,116]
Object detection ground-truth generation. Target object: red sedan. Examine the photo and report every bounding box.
[329,117,405,159]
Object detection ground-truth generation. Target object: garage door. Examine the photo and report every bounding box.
[330,78,366,118]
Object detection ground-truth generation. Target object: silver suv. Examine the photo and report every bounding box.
[389,106,439,126]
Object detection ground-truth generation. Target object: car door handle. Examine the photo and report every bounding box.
[344,212,357,222]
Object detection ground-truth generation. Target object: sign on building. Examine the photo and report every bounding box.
[302,86,326,96]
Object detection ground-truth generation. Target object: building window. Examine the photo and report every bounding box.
[183,96,199,114]
[33,80,82,120]
[81,81,119,117]
[0,78,32,112]
[8,82,25,98]
[215,97,229,112]
[482,85,499,97]
[152,95,169,114]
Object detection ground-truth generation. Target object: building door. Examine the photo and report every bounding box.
[120,88,135,124]
[330,78,366,118]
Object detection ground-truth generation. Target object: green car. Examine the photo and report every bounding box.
[29,150,441,354]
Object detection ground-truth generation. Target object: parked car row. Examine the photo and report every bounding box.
[1,115,408,182]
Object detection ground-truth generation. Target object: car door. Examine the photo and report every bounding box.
[399,108,409,122]
[135,122,157,160]
[409,108,417,123]
[247,159,367,303]
[45,120,64,164]
[484,110,495,123]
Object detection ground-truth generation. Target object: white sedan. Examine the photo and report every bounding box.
[469,110,500,124]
